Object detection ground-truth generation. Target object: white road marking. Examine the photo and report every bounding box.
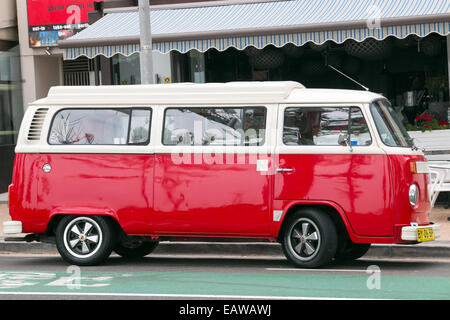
[0,291,376,300]
[266,268,369,273]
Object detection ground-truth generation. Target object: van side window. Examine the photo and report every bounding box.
[128,109,151,144]
[369,100,413,148]
[283,107,372,146]
[48,108,151,145]
[163,107,266,146]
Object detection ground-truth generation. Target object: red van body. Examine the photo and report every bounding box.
[4,82,439,267]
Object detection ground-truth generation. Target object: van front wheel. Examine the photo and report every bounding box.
[55,215,116,266]
[282,210,338,268]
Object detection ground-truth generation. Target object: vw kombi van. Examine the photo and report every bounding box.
[3,82,440,267]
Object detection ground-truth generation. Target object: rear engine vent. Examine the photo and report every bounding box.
[27,108,49,141]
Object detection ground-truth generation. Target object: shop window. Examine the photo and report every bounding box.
[189,50,205,83]
[112,53,141,85]
[163,107,266,146]
[48,108,151,145]
[283,107,372,146]
[0,45,23,145]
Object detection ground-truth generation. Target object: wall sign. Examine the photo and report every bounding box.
[27,0,103,48]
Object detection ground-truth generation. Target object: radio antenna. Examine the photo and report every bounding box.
[327,64,370,91]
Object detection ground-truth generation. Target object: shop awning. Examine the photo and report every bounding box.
[61,0,450,60]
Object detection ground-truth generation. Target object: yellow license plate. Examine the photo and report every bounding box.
[416,227,435,242]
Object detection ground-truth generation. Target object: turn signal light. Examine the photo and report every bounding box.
[410,162,417,174]
[410,161,428,174]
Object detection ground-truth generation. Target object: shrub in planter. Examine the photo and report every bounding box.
[405,112,449,132]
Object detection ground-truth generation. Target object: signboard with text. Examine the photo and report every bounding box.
[27,0,103,48]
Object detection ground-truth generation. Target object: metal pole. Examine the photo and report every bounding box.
[139,0,154,84]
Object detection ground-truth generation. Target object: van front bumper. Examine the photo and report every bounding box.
[401,223,440,242]
[2,221,22,234]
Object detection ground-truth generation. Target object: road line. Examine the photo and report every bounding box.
[266,268,370,273]
[0,291,375,300]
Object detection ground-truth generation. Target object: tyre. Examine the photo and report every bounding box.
[55,215,116,266]
[282,209,338,268]
[335,242,371,261]
[114,238,159,258]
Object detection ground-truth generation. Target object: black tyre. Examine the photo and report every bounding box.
[55,215,116,266]
[335,242,371,261]
[114,239,159,258]
[282,209,338,268]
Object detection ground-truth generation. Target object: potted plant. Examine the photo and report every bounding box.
[406,112,449,132]
[406,112,450,152]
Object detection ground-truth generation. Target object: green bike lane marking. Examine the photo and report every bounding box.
[0,270,449,299]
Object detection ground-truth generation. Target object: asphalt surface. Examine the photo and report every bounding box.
[0,254,449,300]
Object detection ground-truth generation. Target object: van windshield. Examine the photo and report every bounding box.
[369,99,414,148]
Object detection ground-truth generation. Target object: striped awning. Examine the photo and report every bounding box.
[61,0,450,60]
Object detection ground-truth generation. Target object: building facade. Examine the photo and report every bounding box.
[0,0,23,192]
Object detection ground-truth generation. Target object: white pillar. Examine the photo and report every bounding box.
[447,35,450,101]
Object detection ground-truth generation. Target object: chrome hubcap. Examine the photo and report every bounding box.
[289,218,321,261]
[63,217,102,258]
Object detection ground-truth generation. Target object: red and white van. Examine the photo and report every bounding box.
[3,82,440,267]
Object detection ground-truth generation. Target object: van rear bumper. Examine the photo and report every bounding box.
[401,223,440,242]
[2,221,22,234]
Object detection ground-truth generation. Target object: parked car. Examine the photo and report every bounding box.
[3,82,440,267]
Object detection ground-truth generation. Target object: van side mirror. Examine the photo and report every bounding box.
[338,133,349,146]
[338,133,353,152]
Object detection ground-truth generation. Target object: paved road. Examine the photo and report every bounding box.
[0,254,449,301]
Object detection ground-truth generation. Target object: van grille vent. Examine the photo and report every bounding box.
[27,108,49,141]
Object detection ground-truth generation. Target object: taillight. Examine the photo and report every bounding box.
[408,184,419,207]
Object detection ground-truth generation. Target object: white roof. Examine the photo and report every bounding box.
[286,88,383,104]
[32,82,383,106]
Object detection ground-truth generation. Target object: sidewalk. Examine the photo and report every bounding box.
[1,195,450,259]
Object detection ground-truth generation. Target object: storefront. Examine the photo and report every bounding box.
[59,0,450,126]
[0,43,23,193]
[0,1,23,193]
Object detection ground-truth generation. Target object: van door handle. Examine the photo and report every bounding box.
[276,168,294,173]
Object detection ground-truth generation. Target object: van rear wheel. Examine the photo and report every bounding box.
[55,215,116,266]
[282,209,338,268]
[114,239,159,258]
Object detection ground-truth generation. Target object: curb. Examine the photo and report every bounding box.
[0,241,57,254]
[367,242,450,259]
[1,240,450,259]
